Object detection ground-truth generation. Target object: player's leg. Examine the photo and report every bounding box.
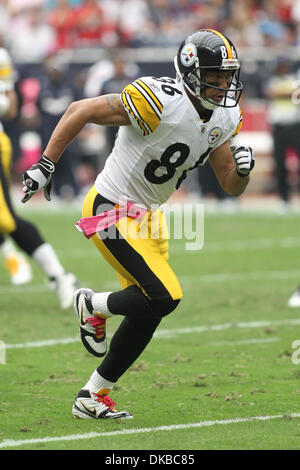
[75,188,181,349]
[73,188,182,419]
[73,264,164,419]
[272,125,290,204]
[93,209,173,387]
[0,130,33,283]
[84,190,182,317]
[0,233,33,285]
[0,130,78,307]
[73,270,135,419]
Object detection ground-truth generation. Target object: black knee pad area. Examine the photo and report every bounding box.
[150,296,181,318]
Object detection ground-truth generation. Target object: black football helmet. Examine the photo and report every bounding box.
[174,29,243,110]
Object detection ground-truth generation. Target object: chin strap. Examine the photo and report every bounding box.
[197,94,218,110]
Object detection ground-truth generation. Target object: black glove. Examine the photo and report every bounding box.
[22,155,56,203]
[231,145,255,177]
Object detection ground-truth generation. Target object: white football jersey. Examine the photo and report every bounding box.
[95,76,242,208]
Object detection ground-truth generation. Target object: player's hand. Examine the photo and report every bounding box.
[231,145,255,177]
[22,155,56,203]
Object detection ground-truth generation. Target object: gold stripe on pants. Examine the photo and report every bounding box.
[0,131,16,233]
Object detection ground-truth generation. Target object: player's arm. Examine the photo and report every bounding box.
[44,94,130,163]
[22,94,131,203]
[209,140,255,197]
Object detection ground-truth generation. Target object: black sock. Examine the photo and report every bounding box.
[9,216,44,256]
[97,315,161,382]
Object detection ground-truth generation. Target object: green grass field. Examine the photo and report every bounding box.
[1,205,300,450]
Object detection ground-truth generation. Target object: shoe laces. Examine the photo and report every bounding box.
[92,393,117,411]
[86,316,106,338]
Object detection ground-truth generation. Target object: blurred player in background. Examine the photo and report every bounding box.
[0,47,79,309]
[265,58,300,309]
[265,57,300,210]
[22,30,255,419]
[288,286,300,308]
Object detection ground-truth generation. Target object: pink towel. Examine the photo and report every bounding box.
[76,202,147,239]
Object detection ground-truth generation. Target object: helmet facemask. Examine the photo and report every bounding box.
[175,55,243,110]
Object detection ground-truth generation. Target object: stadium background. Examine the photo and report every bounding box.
[1,0,300,210]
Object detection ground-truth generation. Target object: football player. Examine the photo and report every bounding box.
[22,30,255,419]
[0,47,79,308]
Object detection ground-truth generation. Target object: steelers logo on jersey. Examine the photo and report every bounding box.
[180,43,197,67]
[208,127,223,145]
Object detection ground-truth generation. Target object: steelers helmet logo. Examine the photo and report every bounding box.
[180,43,197,67]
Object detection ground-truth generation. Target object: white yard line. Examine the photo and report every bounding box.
[180,269,300,284]
[0,284,52,294]
[171,236,300,254]
[1,413,300,449]
[211,337,280,346]
[153,318,300,338]
[5,318,300,350]
[5,337,81,349]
